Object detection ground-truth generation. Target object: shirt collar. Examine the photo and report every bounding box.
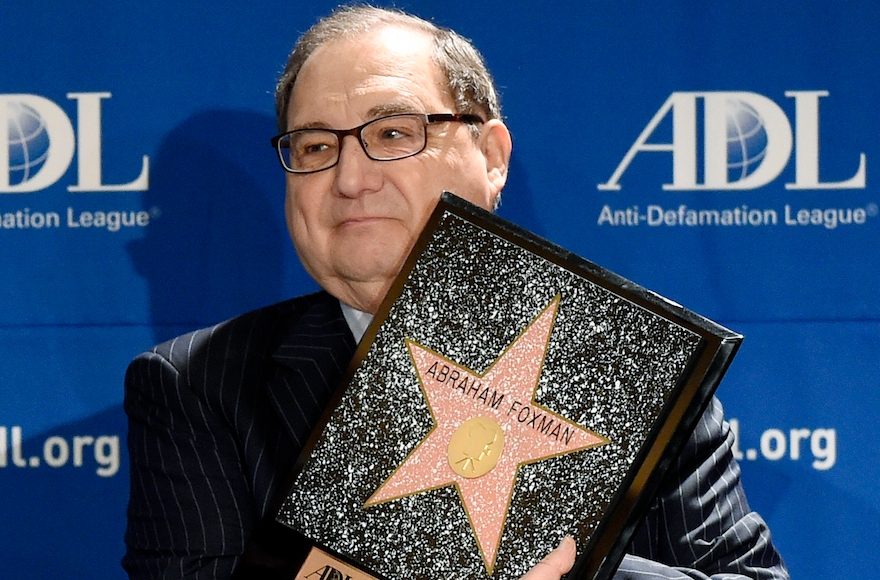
[339,300,373,343]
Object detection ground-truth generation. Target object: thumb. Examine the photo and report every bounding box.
[520,536,576,580]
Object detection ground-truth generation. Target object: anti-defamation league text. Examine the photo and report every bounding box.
[0,206,156,232]
[598,203,877,229]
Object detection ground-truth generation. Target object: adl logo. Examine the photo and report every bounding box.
[599,91,866,191]
[0,93,149,193]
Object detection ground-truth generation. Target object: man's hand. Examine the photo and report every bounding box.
[520,536,576,580]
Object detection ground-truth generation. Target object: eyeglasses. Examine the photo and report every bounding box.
[271,112,484,174]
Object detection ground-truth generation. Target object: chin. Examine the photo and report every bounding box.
[343,225,412,259]
[336,245,408,283]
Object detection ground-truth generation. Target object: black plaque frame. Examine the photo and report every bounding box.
[253,192,742,580]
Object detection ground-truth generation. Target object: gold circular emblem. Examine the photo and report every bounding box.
[447,416,505,478]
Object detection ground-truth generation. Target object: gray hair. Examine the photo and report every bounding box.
[274,5,502,132]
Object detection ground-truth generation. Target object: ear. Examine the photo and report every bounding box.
[479,119,513,206]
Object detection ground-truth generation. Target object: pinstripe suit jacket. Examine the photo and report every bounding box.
[123,291,788,580]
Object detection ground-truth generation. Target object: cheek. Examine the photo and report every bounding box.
[441,164,492,210]
[284,181,322,248]
[410,148,472,193]
[284,190,328,278]
[419,141,492,209]
[285,176,327,225]
[283,189,296,234]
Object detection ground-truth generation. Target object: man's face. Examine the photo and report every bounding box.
[284,25,511,313]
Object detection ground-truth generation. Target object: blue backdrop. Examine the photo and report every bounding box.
[1,2,877,578]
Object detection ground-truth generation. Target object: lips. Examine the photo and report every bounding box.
[339,215,384,226]
[336,214,399,228]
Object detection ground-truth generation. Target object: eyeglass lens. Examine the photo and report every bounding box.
[281,115,427,172]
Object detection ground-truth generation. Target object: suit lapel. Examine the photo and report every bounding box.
[264,293,357,448]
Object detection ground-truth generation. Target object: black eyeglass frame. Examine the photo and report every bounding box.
[271,112,485,174]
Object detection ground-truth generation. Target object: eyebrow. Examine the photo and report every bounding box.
[288,120,332,131]
[365,103,420,119]
[288,103,423,132]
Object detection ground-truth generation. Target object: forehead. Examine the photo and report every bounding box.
[287,25,453,127]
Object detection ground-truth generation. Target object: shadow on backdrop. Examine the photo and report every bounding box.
[127,109,302,345]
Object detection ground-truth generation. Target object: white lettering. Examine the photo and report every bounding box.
[784,205,869,229]
[731,420,839,471]
[598,93,694,191]
[73,435,94,467]
[0,427,122,476]
[67,92,149,192]
[760,429,787,461]
[43,436,70,467]
[11,426,27,467]
[94,436,120,477]
[598,90,865,191]
[811,429,837,470]
[703,92,793,190]
[66,206,151,231]
[785,91,866,189]
[789,428,811,460]
[0,95,76,193]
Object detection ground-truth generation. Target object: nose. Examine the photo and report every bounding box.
[332,134,383,198]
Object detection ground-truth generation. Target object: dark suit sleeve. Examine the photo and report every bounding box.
[123,336,252,579]
[620,398,789,580]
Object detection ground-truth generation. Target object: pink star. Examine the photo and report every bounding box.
[365,296,609,574]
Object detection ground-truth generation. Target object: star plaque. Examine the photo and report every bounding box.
[365,297,609,573]
[265,193,742,580]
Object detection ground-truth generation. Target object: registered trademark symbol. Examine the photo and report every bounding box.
[866,203,878,218]
[149,206,162,219]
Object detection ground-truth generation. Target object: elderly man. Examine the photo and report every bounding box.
[123,6,788,580]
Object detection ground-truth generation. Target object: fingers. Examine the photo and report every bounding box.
[520,536,576,580]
